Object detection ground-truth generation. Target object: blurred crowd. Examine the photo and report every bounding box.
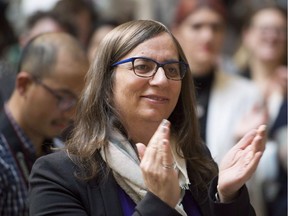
[0,0,286,216]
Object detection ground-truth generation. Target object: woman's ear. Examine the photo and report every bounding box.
[15,71,33,95]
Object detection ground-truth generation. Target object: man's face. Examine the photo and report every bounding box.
[21,53,87,139]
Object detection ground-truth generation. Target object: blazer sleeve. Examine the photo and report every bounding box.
[133,192,181,216]
[208,176,256,216]
[28,151,90,216]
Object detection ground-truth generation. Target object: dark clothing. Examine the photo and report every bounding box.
[0,109,35,216]
[29,150,256,216]
[117,182,202,216]
[194,70,215,142]
[269,99,287,138]
[240,67,288,216]
[0,108,56,216]
[0,61,16,105]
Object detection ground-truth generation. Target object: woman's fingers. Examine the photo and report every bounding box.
[218,125,267,202]
[234,125,267,151]
[256,125,267,152]
[136,143,146,160]
[234,129,257,150]
[161,139,176,171]
[139,120,170,166]
[138,119,180,207]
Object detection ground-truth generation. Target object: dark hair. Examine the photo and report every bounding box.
[67,20,218,192]
[52,0,97,46]
[18,32,87,78]
[25,10,77,37]
[17,35,57,77]
[0,2,17,56]
[53,0,95,16]
[242,4,287,30]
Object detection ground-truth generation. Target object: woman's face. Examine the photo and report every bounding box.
[174,7,225,73]
[244,9,287,63]
[112,33,182,127]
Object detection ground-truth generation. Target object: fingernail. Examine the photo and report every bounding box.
[161,119,169,127]
[258,125,267,132]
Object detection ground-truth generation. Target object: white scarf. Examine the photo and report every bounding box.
[100,131,190,215]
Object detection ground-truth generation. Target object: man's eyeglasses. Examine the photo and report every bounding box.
[111,57,188,81]
[32,76,78,111]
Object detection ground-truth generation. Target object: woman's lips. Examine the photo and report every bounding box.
[142,95,169,103]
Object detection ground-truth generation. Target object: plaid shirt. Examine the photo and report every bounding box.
[0,134,28,216]
[0,105,63,215]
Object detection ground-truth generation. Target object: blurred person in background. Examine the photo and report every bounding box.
[87,19,120,63]
[3,10,76,66]
[0,62,16,111]
[0,10,77,113]
[0,0,17,61]
[171,0,268,215]
[0,0,18,109]
[52,0,97,49]
[0,32,89,215]
[234,5,287,216]
[19,10,76,49]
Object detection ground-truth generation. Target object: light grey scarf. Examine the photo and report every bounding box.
[100,131,190,215]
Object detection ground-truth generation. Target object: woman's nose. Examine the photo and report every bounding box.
[149,67,169,84]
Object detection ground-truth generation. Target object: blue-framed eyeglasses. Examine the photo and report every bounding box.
[32,76,78,111]
[111,57,188,81]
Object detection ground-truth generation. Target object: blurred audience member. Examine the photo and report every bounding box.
[0,1,17,60]
[235,5,287,216]
[171,0,267,215]
[87,19,120,62]
[172,0,265,162]
[3,10,76,66]
[52,0,97,49]
[239,5,286,124]
[19,10,76,48]
[0,10,77,111]
[0,32,89,215]
[0,61,16,110]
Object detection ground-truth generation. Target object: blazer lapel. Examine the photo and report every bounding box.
[87,166,124,216]
[99,172,124,216]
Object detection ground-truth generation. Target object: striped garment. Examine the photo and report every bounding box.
[0,134,28,216]
[0,105,64,216]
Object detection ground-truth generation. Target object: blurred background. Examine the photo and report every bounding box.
[0,0,286,216]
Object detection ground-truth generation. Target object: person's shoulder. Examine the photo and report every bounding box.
[0,134,13,162]
[0,134,21,186]
[34,150,72,169]
[31,150,83,186]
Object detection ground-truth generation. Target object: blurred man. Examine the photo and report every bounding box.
[0,32,89,215]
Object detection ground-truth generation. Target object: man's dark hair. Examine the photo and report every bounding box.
[25,10,77,37]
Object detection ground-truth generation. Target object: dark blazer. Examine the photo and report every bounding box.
[29,150,256,216]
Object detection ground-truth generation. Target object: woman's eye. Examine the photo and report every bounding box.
[167,68,179,77]
[135,64,149,70]
[165,65,180,77]
[134,62,153,74]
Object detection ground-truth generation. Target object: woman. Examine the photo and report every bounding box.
[237,5,287,216]
[29,20,266,216]
[240,5,287,134]
[171,1,268,215]
[171,0,266,163]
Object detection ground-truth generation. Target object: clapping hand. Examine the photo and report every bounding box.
[217,125,267,202]
[136,119,180,207]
